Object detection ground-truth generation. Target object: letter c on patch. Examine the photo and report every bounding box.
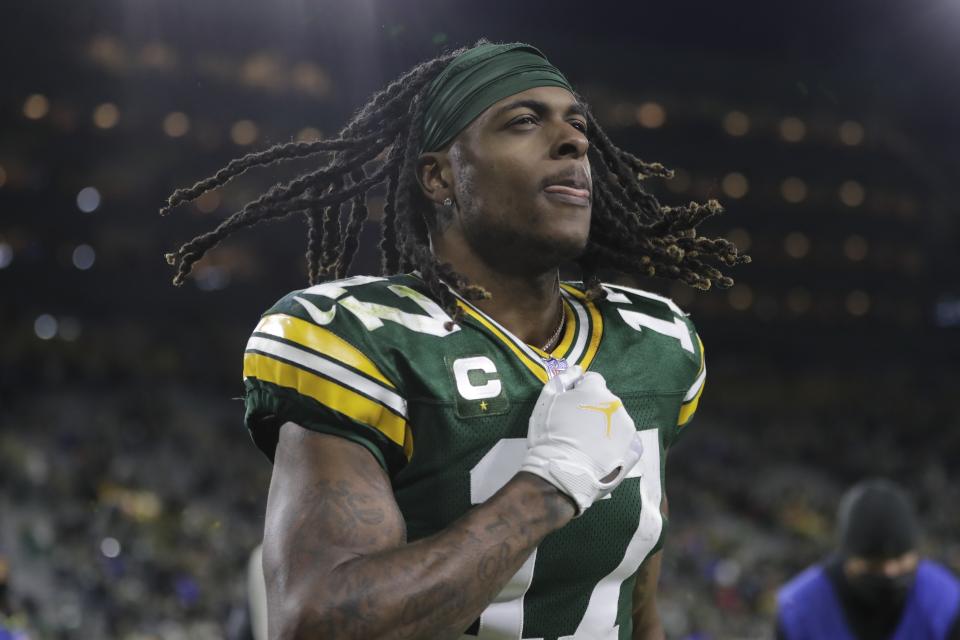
[453,356,502,400]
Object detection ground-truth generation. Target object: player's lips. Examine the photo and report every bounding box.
[543,184,591,206]
[544,184,590,198]
[541,168,591,207]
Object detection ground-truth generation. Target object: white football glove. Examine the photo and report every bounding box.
[520,366,644,516]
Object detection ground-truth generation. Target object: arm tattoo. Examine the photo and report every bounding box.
[264,428,574,640]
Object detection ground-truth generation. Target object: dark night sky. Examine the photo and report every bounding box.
[4,2,958,99]
[2,0,957,387]
[6,0,959,163]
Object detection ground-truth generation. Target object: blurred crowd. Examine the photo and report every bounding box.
[0,386,269,639]
[0,363,957,639]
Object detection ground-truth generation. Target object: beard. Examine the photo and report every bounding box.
[458,201,590,276]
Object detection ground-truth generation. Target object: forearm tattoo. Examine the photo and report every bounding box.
[272,469,573,640]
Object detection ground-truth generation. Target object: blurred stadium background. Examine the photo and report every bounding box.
[1,1,958,638]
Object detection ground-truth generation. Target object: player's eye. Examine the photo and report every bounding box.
[570,120,587,133]
[510,114,539,127]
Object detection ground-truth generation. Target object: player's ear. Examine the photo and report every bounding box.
[416,151,453,205]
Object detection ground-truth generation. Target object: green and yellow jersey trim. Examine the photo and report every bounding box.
[449,282,604,384]
[455,301,552,383]
[243,314,413,460]
[559,283,604,371]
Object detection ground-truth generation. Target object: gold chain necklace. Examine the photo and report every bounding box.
[540,302,566,352]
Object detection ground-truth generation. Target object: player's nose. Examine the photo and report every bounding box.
[550,124,589,160]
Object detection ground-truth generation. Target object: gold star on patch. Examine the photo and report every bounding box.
[479,401,488,411]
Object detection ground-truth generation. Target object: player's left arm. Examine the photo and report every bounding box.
[633,318,700,637]
[632,491,668,640]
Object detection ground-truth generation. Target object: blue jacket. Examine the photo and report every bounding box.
[778,560,960,640]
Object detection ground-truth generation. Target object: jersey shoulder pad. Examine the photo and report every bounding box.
[600,281,693,327]
[242,274,437,474]
[598,282,701,358]
[599,282,706,444]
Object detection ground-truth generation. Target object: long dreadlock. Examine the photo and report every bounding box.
[161,40,749,321]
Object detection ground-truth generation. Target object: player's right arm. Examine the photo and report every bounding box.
[263,366,642,640]
[263,421,575,640]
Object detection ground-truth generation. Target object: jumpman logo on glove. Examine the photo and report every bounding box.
[578,400,623,437]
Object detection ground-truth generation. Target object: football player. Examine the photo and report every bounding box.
[163,41,747,640]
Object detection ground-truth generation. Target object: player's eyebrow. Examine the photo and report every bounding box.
[493,98,587,120]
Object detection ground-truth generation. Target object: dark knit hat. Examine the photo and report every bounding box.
[836,478,919,559]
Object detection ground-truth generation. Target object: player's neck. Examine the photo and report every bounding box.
[436,244,563,349]
[475,269,563,349]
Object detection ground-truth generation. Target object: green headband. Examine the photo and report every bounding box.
[419,42,575,153]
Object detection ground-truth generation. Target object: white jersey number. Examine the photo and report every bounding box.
[465,431,662,639]
[293,275,459,337]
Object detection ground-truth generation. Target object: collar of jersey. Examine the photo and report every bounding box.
[438,279,603,384]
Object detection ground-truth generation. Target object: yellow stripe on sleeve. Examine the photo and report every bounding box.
[677,379,705,426]
[243,352,413,460]
[254,314,395,389]
[677,335,706,428]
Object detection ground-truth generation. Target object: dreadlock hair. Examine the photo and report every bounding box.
[162,39,749,322]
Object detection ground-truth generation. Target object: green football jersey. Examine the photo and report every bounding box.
[242,273,705,640]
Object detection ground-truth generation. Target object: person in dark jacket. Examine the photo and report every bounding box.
[777,478,960,640]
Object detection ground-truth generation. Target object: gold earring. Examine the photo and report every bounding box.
[443,197,453,206]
